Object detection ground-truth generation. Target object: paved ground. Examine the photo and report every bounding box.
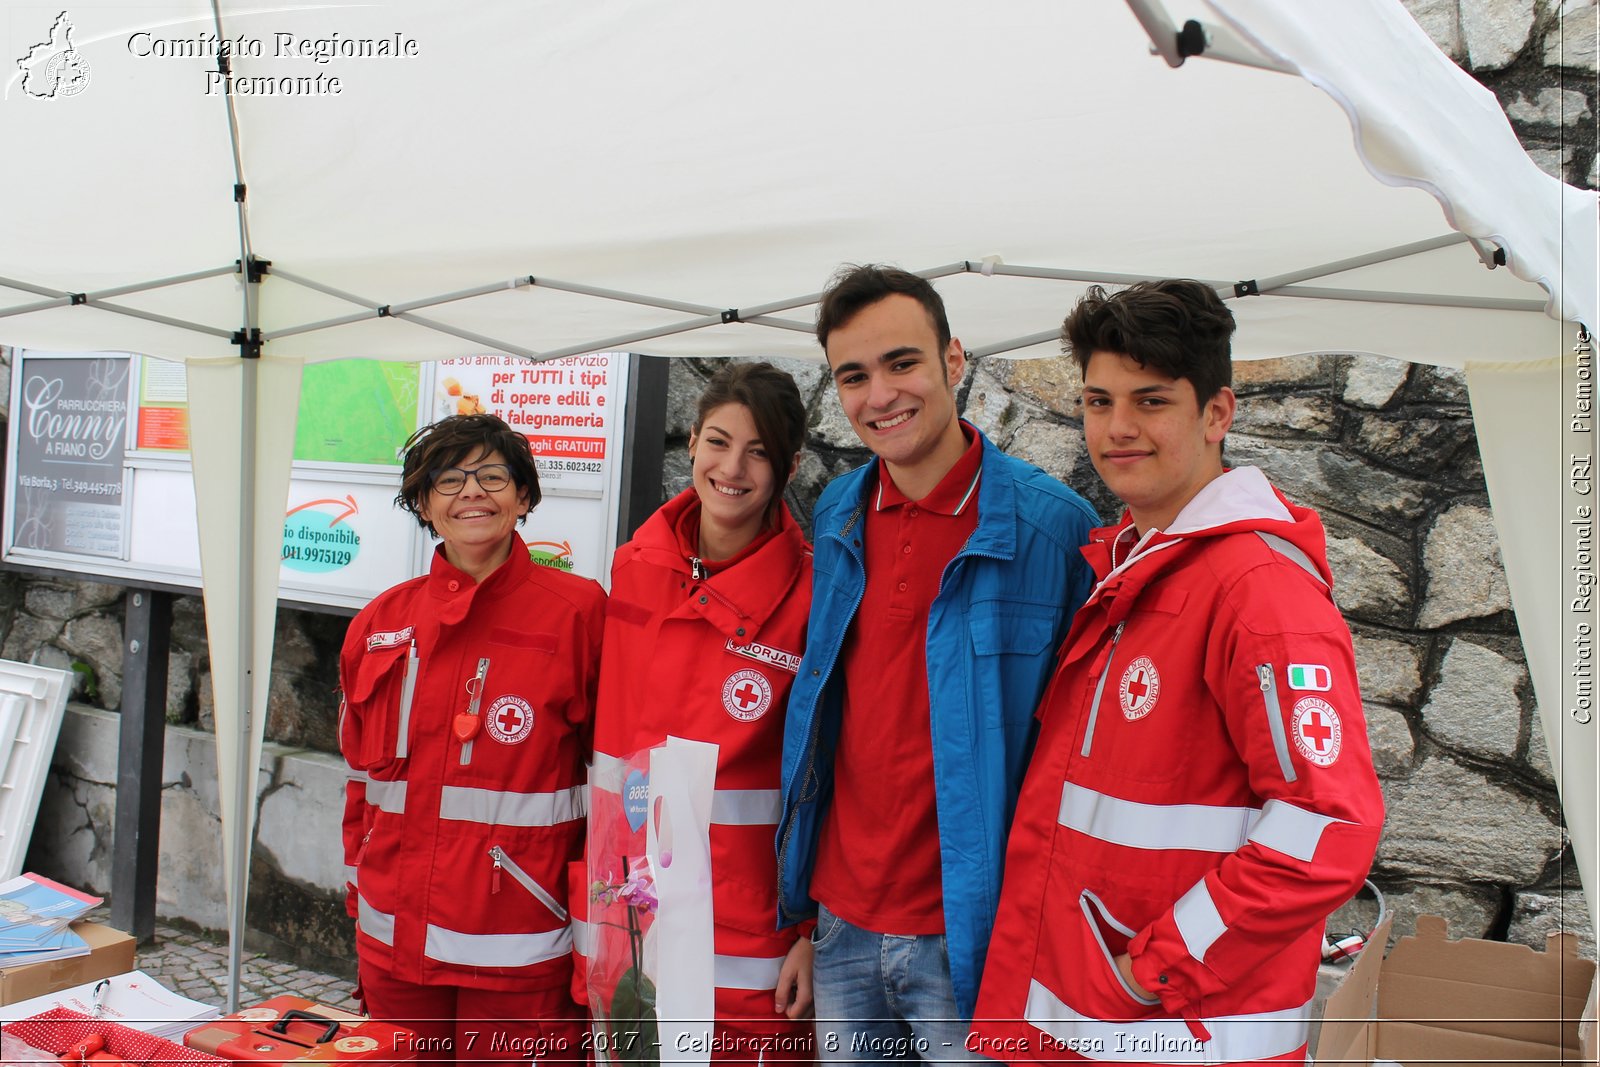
[80,909,357,1014]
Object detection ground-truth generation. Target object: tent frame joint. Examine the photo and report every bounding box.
[231,327,263,358]
[69,292,86,306]
[720,308,742,324]
[1233,279,1260,298]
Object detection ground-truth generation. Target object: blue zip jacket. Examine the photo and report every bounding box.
[776,429,1099,1019]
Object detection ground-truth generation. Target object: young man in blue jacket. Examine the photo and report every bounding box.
[776,265,1099,1058]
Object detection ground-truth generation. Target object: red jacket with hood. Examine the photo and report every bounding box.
[971,468,1383,1065]
[340,539,605,993]
[585,489,813,1027]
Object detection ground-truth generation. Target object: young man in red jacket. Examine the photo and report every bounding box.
[970,280,1384,1066]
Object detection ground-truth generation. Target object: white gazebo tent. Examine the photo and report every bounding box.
[1,0,1594,1003]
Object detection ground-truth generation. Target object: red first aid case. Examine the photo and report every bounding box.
[183,996,417,1067]
[5,1007,227,1067]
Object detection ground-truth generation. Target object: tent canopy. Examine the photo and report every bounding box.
[1,0,1594,1004]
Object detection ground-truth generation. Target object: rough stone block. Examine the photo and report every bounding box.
[1348,411,1474,474]
[1527,145,1576,180]
[23,585,77,621]
[1352,632,1425,705]
[1461,0,1536,70]
[59,614,125,710]
[983,355,1083,419]
[1377,757,1562,883]
[1223,436,1432,528]
[962,365,1021,447]
[1230,355,1331,392]
[1507,889,1596,959]
[1365,702,1417,778]
[664,358,710,438]
[1325,534,1413,624]
[1005,418,1083,483]
[1369,882,1504,942]
[1418,503,1512,626]
[1544,5,1599,71]
[1343,356,1411,409]
[1420,638,1526,759]
[1402,0,1465,58]
[807,387,859,451]
[1229,396,1338,438]
[1505,88,1593,126]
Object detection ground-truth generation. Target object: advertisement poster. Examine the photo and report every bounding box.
[135,356,189,451]
[431,353,620,494]
[9,355,130,559]
[6,350,632,607]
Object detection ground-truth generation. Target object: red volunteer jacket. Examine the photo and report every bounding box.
[340,539,605,992]
[585,489,812,1024]
[972,468,1384,1065]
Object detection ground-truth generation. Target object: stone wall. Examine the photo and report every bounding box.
[8,0,1597,957]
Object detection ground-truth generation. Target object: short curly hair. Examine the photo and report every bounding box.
[395,414,541,536]
[1061,279,1235,404]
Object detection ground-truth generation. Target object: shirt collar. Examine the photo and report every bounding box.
[874,420,983,516]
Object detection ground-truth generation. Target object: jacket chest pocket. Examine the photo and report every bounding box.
[1073,591,1194,785]
[454,631,579,779]
[344,642,417,772]
[968,598,1062,736]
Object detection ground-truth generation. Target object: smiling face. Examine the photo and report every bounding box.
[1082,350,1235,534]
[418,446,530,556]
[824,293,968,494]
[689,402,785,555]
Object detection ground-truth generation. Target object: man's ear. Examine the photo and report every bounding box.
[787,452,802,486]
[945,339,968,389]
[1205,386,1237,445]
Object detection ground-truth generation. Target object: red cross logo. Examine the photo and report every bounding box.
[1119,656,1160,721]
[495,704,524,735]
[722,669,772,722]
[485,694,535,744]
[1300,711,1334,752]
[1291,697,1342,767]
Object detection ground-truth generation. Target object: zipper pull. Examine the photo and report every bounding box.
[1257,664,1273,690]
[690,556,705,580]
[355,830,372,866]
[490,846,503,894]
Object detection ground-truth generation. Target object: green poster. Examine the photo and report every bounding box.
[294,360,420,465]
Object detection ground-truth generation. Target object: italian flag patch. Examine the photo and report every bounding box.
[1287,664,1332,691]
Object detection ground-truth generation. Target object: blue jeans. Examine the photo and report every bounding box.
[811,903,979,1063]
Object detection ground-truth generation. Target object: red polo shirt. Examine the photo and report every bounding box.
[811,426,983,934]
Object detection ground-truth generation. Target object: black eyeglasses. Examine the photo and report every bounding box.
[431,463,513,495]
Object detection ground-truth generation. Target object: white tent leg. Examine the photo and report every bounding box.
[1468,348,1597,925]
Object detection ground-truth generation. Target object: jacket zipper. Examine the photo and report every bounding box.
[395,640,418,759]
[690,556,705,580]
[488,845,568,921]
[459,657,491,767]
[1079,622,1125,758]
[777,504,865,925]
[1257,663,1298,784]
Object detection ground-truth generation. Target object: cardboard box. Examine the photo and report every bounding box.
[1317,914,1597,1066]
[0,920,136,1005]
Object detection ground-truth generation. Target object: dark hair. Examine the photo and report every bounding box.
[815,264,951,356]
[1061,280,1236,404]
[693,362,807,526]
[396,413,541,535]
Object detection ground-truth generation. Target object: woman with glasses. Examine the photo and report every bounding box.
[584,362,815,1064]
[339,413,603,1059]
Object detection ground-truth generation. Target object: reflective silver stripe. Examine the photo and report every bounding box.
[1255,532,1327,587]
[571,916,595,959]
[714,953,787,991]
[1023,980,1310,1064]
[395,643,418,759]
[365,778,407,814]
[1172,878,1227,963]
[711,789,781,826]
[1058,782,1257,854]
[1257,664,1298,784]
[1247,799,1345,863]
[344,865,358,887]
[1080,892,1159,1006]
[591,751,627,793]
[439,784,586,826]
[594,753,776,826]
[357,894,395,946]
[424,923,572,968]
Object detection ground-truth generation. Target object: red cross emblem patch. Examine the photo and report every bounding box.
[1118,656,1161,721]
[485,694,535,745]
[1291,696,1343,767]
[722,668,773,722]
